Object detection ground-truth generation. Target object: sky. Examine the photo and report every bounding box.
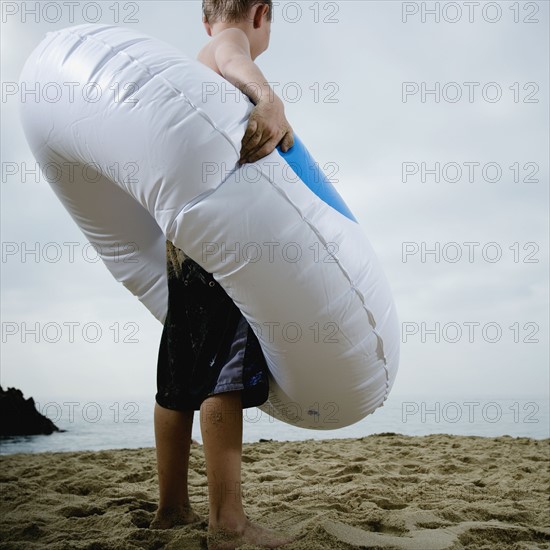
[1,1,548,408]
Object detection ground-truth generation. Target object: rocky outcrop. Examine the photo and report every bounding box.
[0,386,63,436]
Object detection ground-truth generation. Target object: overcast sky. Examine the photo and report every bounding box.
[1,1,548,408]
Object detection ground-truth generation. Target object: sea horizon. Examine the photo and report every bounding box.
[1,392,548,456]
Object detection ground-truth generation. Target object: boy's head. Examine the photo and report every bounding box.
[202,0,272,25]
[202,1,272,57]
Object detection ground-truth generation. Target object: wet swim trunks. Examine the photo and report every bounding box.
[155,241,270,411]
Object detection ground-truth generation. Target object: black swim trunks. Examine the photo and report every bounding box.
[155,241,270,411]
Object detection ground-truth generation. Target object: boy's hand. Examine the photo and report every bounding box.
[239,97,294,164]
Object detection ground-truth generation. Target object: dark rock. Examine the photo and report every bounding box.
[0,385,64,436]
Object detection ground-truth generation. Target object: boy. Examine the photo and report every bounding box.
[151,1,295,548]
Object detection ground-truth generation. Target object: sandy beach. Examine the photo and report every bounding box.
[1,433,548,549]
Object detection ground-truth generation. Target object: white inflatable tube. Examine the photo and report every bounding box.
[18,24,400,430]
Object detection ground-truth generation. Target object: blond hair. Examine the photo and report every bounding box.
[203,0,272,24]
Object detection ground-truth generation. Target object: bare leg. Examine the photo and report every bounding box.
[200,391,294,549]
[150,402,202,528]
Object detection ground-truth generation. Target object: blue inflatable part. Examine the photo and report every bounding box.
[277,134,358,223]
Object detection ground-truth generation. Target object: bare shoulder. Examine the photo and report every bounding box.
[197,29,250,72]
[196,39,221,74]
[197,28,251,73]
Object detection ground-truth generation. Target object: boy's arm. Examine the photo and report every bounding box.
[213,29,294,164]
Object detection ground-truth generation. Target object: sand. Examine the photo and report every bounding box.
[1,433,549,549]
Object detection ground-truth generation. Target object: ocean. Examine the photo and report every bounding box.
[1,394,548,455]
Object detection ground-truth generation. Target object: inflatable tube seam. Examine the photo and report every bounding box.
[60,27,243,161]
[253,165,391,400]
[46,26,247,242]
[166,163,242,245]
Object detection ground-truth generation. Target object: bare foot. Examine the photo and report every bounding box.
[207,518,295,549]
[149,505,202,529]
